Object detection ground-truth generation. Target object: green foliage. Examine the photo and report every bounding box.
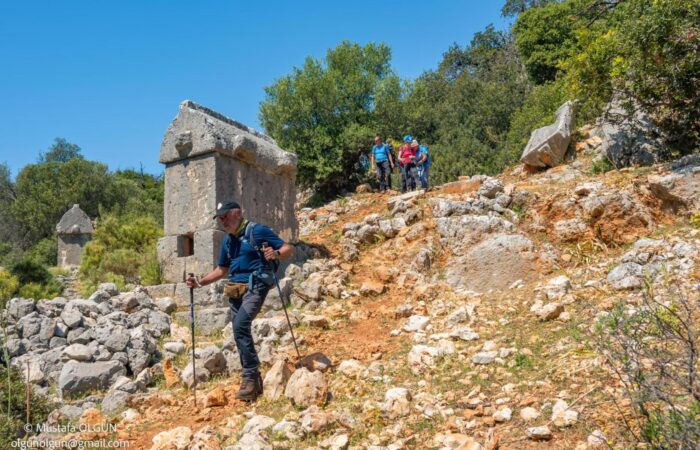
[17,281,61,301]
[0,365,55,448]
[9,258,52,285]
[565,0,700,151]
[504,80,568,163]
[0,269,20,309]
[501,0,558,18]
[260,41,398,195]
[514,0,583,83]
[691,212,700,229]
[12,158,111,243]
[589,155,614,174]
[38,137,83,163]
[595,283,700,448]
[79,213,163,294]
[29,238,57,267]
[405,27,532,184]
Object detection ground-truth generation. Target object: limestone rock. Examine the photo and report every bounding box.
[337,359,365,380]
[527,426,552,441]
[205,387,227,407]
[607,262,645,290]
[151,426,193,450]
[537,303,563,321]
[381,387,412,419]
[263,360,291,400]
[360,281,385,296]
[520,101,576,168]
[284,367,328,407]
[58,361,126,397]
[520,407,540,421]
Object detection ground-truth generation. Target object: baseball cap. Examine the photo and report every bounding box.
[212,201,241,219]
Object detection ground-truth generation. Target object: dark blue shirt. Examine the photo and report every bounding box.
[217,222,285,283]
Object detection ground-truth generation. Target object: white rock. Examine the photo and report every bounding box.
[381,387,412,419]
[587,430,607,447]
[520,407,540,421]
[403,315,431,332]
[337,359,366,380]
[471,351,498,365]
[151,426,192,450]
[527,426,552,441]
[493,407,512,422]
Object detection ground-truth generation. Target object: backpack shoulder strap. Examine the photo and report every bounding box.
[244,221,258,250]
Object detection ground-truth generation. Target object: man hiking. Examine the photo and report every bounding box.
[186,201,294,402]
[370,136,394,193]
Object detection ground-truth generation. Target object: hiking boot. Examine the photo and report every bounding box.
[235,378,262,402]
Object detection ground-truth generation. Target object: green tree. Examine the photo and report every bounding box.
[12,158,112,243]
[513,0,583,83]
[565,0,700,151]
[38,137,83,163]
[260,41,397,195]
[79,213,163,294]
[501,0,558,18]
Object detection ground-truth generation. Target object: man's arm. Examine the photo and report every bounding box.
[186,266,228,288]
[263,243,294,261]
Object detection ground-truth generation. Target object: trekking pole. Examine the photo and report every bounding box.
[187,272,197,406]
[262,244,301,360]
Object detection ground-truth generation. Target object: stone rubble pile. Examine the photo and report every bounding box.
[5,283,169,398]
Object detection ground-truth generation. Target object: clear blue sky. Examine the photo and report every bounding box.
[0,1,509,177]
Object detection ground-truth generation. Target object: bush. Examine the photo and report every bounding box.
[595,280,700,448]
[29,238,57,267]
[79,213,162,295]
[0,269,20,309]
[16,281,61,301]
[0,365,55,448]
[9,258,52,285]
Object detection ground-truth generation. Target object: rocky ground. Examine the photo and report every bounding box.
[3,130,700,449]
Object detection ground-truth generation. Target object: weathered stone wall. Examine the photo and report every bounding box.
[157,100,298,283]
[58,234,91,268]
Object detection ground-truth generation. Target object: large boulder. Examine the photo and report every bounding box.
[521,101,576,168]
[596,100,668,168]
[58,361,126,397]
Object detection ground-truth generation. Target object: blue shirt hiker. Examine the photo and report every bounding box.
[418,145,430,168]
[218,221,285,283]
[371,144,390,163]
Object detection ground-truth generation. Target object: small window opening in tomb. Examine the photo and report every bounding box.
[178,233,194,257]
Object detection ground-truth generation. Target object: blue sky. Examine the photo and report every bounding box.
[0,1,509,177]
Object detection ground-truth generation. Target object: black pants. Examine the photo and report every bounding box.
[376,160,391,192]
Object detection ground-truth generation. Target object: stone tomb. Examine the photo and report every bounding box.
[157,100,298,283]
[56,204,94,268]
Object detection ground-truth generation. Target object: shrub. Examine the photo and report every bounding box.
[79,213,162,295]
[16,281,61,301]
[595,280,700,448]
[8,258,53,286]
[0,365,55,448]
[29,238,57,267]
[589,156,614,175]
[0,269,20,309]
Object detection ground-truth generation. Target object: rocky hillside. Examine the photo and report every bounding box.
[3,129,700,449]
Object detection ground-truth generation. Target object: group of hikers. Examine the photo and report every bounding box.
[369,135,431,193]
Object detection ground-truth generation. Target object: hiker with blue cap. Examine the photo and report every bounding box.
[398,135,419,192]
[186,200,294,402]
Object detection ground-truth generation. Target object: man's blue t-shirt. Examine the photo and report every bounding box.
[217,222,285,283]
[371,144,390,163]
[418,145,430,168]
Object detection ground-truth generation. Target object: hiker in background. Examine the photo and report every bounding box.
[386,138,396,190]
[186,201,294,402]
[399,135,418,192]
[415,140,431,190]
[370,136,394,193]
